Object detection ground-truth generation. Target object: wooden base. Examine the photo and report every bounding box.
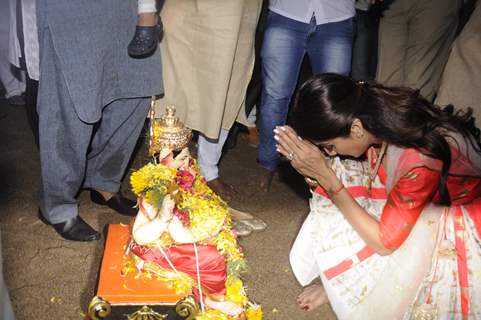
[87,224,199,320]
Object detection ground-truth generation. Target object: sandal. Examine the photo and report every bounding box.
[237,218,267,231]
[231,220,252,237]
[229,207,254,220]
[229,207,267,231]
[128,22,162,58]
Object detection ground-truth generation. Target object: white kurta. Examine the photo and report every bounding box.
[153,0,262,139]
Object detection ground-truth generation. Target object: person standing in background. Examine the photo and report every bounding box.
[436,1,481,128]
[36,0,163,241]
[256,0,355,191]
[0,0,25,106]
[351,0,381,81]
[376,0,462,101]
[8,0,40,145]
[154,0,262,200]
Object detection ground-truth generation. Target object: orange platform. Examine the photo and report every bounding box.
[96,224,185,305]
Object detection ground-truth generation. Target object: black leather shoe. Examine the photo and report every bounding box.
[90,190,138,216]
[127,23,162,58]
[39,213,100,241]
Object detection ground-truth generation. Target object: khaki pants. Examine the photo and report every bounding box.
[376,0,461,101]
[436,2,481,128]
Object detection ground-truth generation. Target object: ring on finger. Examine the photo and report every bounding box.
[287,152,295,160]
[305,177,318,186]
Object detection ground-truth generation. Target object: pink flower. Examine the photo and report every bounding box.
[175,169,195,190]
[173,207,190,226]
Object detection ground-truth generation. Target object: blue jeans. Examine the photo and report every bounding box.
[257,11,353,171]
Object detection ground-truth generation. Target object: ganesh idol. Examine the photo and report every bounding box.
[126,106,262,320]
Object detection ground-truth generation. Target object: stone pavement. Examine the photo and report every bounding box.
[0,102,336,320]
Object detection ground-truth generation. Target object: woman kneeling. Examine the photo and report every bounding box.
[276,74,481,319]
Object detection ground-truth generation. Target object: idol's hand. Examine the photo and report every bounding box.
[159,194,175,222]
[274,126,340,191]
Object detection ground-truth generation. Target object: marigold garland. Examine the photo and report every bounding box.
[195,309,229,320]
[177,191,227,241]
[225,276,248,306]
[213,229,246,277]
[246,304,263,320]
[131,163,177,196]
[195,304,263,320]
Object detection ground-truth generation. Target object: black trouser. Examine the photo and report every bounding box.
[351,9,380,81]
[25,76,39,147]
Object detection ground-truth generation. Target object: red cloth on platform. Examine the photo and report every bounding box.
[130,243,227,295]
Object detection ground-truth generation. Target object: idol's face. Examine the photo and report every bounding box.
[312,136,368,158]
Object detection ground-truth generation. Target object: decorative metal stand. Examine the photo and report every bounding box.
[127,306,168,320]
[87,295,199,320]
[88,296,111,320]
[175,296,200,320]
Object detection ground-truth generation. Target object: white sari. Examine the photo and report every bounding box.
[290,139,481,319]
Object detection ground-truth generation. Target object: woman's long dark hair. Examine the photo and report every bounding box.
[293,73,481,206]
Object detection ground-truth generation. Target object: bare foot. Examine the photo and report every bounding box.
[297,284,328,312]
[207,178,236,201]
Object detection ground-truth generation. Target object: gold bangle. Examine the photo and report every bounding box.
[328,184,345,198]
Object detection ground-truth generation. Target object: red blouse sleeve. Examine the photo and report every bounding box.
[379,166,440,250]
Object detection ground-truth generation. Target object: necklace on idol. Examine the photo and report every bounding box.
[366,141,387,192]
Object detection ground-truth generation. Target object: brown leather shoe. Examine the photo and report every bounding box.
[207,178,236,201]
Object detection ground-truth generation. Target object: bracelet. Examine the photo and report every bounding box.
[328,183,345,198]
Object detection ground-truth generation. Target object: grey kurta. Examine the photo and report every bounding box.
[36,0,163,223]
[36,0,162,123]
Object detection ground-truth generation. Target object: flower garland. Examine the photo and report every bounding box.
[128,157,261,319]
[195,303,263,320]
